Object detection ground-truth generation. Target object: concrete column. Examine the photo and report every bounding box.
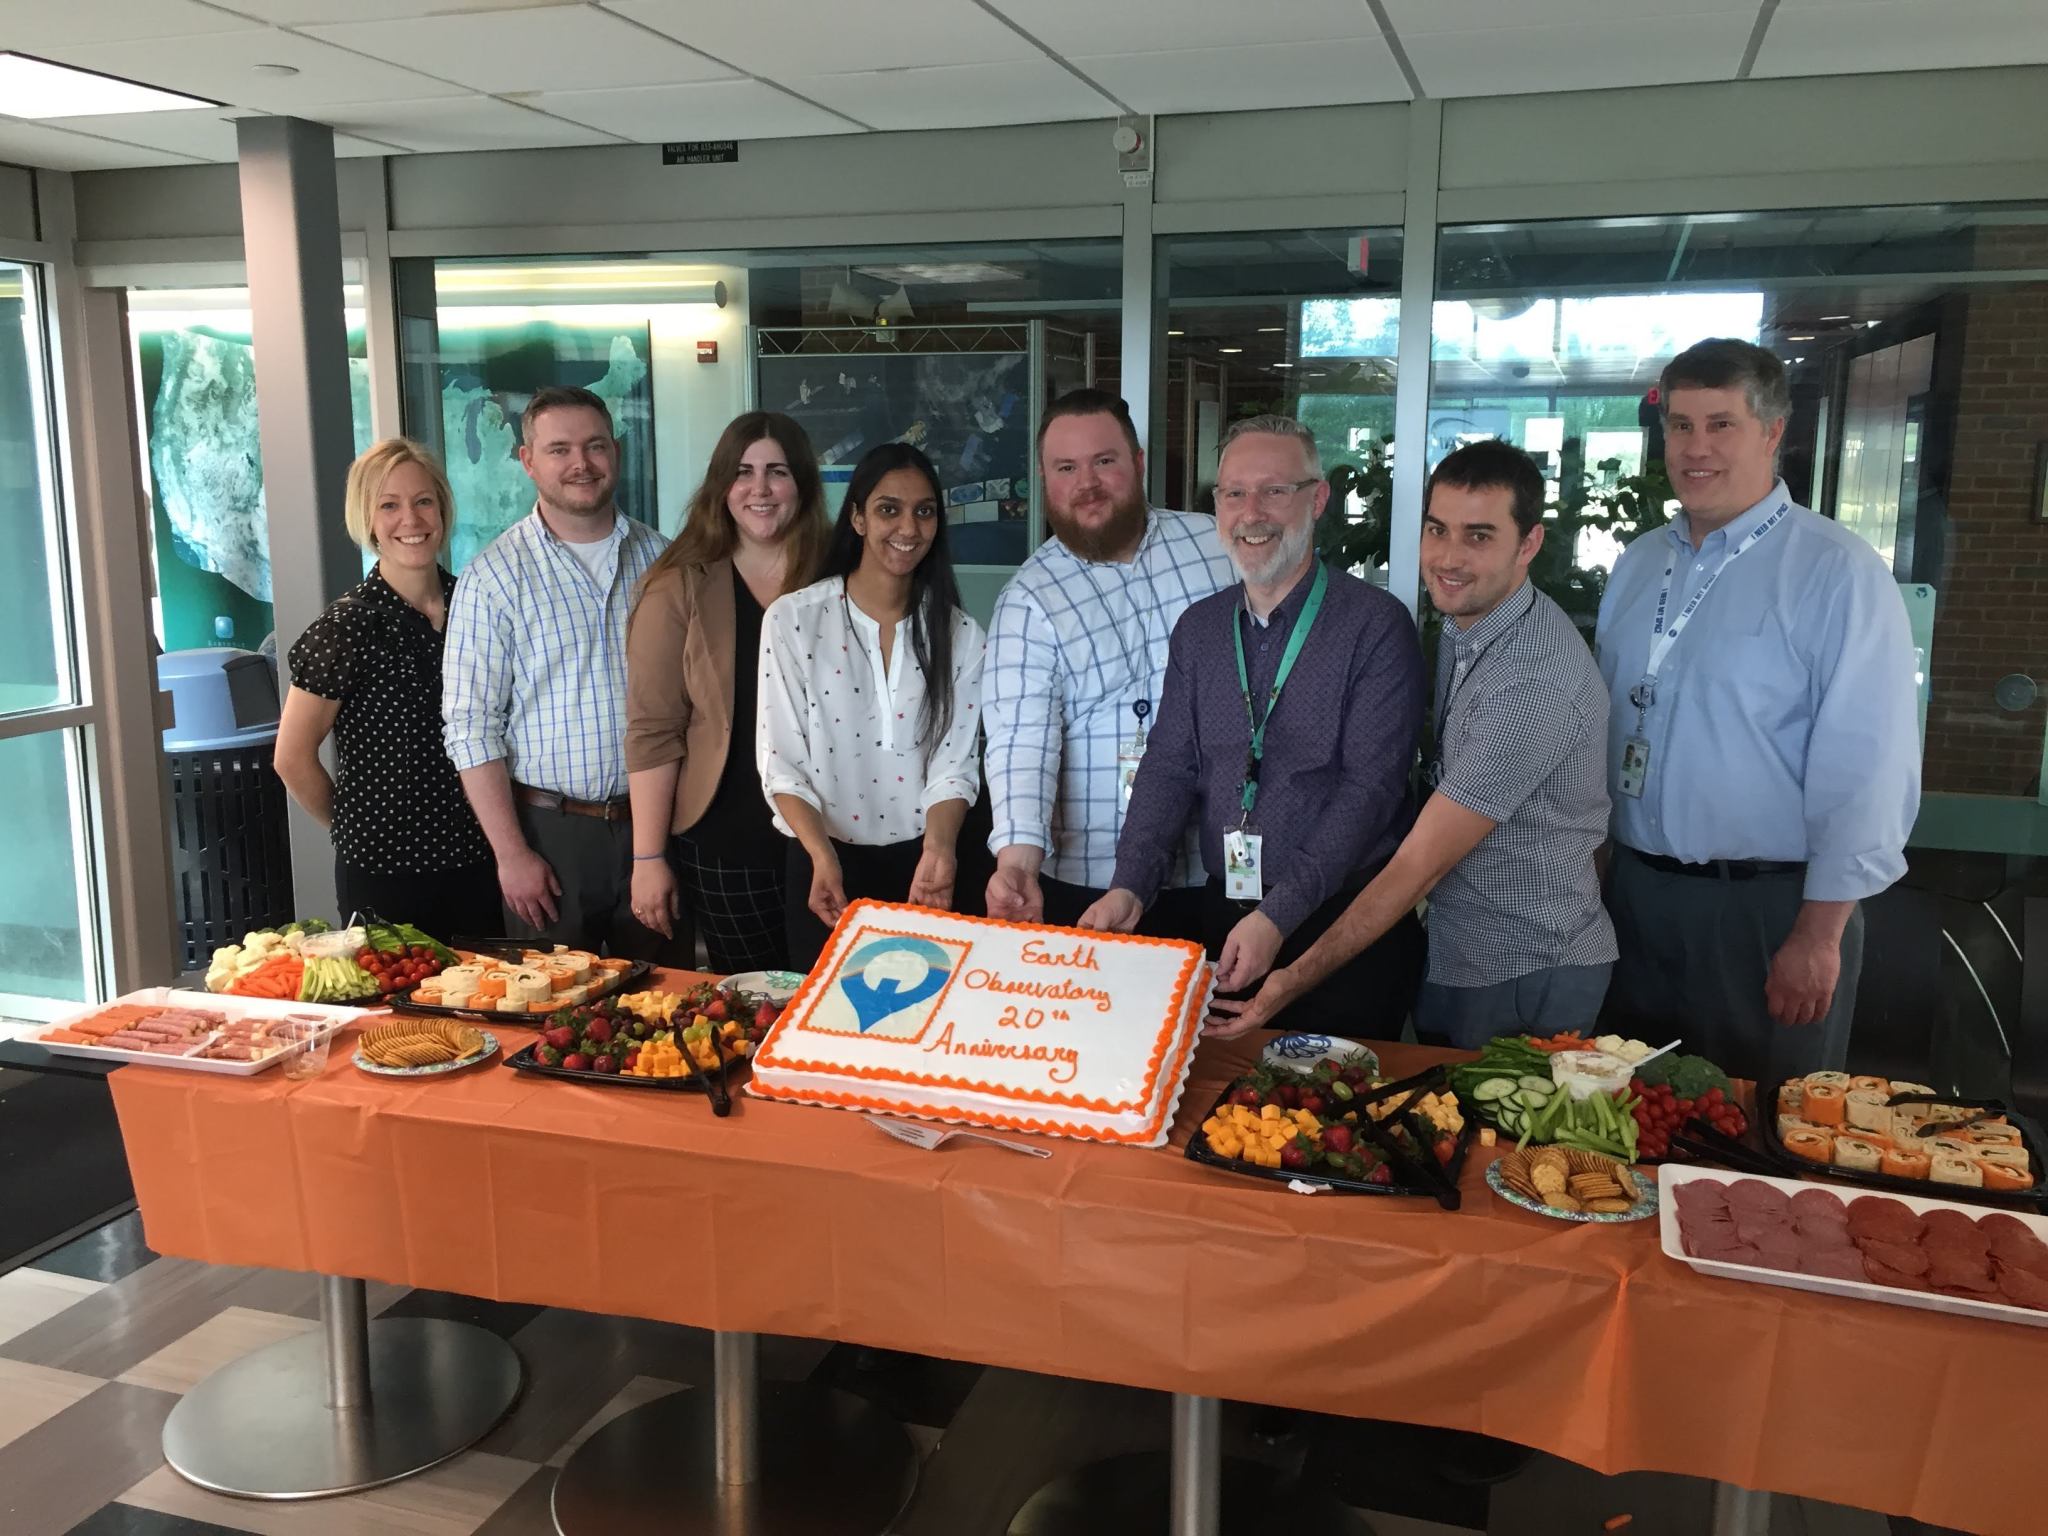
[237,115,357,924]
[1389,98,1443,621]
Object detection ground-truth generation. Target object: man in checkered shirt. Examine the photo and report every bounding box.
[982,389,1233,936]
[1211,440,1615,1045]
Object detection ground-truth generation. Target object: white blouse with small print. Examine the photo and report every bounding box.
[757,577,986,847]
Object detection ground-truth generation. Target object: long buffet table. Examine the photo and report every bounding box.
[105,973,2041,1535]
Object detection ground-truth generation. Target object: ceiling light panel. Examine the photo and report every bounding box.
[303,7,738,96]
[0,52,215,117]
[0,0,249,50]
[606,0,1041,75]
[38,28,464,110]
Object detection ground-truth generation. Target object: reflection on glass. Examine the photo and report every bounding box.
[0,261,71,715]
[0,730,89,1004]
[127,288,373,652]
[1426,203,2048,810]
[1160,229,1403,582]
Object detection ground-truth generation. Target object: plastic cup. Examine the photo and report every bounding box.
[278,1014,332,1079]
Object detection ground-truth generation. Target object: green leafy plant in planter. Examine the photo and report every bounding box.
[1534,456,1675,635]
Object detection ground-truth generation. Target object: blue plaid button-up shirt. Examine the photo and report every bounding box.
[442,506,664,804]
[983,508,1235,889]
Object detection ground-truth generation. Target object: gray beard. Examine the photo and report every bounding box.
[1229,518,1314,588]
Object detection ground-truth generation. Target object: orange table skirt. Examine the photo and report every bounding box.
[106,979,2041,1535]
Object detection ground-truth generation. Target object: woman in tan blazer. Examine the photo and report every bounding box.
[624,412,829,970]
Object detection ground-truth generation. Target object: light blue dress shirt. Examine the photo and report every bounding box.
[442,507,664,804]
[1593,480,1920,903]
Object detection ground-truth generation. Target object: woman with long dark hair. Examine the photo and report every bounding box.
[624,411,830,970]
[758,442,986,969]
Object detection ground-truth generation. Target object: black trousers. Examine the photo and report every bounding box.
[1203,876,1425,1042]
[1040,875,1207,945]
[336,858,503,941]
[783,835,930,972]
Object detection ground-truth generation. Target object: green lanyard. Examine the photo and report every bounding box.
[1233,561,1328,818]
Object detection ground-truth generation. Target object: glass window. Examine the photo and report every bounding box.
[0,730,92,1007]
[0,261,74,715]
[394,242,1120,617]
[1426,206,2048,811]
[1159,228,1403,583]
[128,286,372,653]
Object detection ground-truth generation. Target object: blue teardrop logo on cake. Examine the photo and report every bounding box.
[835,936,956,1036]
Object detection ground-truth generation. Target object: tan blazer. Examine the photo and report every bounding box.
[624,557,740,835]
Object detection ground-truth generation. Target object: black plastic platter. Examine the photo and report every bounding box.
[394,959,652,1021]
[1183,1081,1475,1204]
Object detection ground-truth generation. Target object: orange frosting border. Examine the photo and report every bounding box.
[754,899,1202,1113]
[749,984,1205,1145]
[786,923,973,1044]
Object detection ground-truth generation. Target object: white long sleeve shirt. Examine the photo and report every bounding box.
[757,577,986,846]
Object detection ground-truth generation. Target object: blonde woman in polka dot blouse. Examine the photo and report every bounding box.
[759,442,987,970]
[276,439,501,936]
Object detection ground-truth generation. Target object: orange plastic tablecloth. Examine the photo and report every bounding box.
[106,978,2041,1535]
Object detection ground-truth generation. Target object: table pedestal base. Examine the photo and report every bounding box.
[162,1317,521,1499]
[1008,1450,1377,1535]
[550,1382,918,1536]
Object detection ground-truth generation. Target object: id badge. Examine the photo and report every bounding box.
[1618,736,1651,799]
[1223,828,1263,901]
[1117,725,1147,817]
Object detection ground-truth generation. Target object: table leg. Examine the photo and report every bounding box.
[1008,1395,1377,1535]
[161,1274,522,1500]
[550,1330,918,1536]
[1711,1481,1773,1536]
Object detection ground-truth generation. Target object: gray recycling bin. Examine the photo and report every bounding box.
[157,647,296,970]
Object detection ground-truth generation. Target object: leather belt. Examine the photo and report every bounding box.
[514,783,631,823]
[1621,845,1804,881]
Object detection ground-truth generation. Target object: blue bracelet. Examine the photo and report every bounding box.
[632,852,667,861]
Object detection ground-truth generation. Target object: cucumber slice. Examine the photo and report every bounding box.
[1471,1077,1519,1103]
[1518,1075,1555,1094]
[1497,1107,1524,1133]
[1515,1088,1550,1110]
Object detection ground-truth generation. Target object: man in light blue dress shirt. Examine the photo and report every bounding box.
[1596,339,1920,1083]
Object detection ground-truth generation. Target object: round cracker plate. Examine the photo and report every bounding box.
[1485,1158,1659,1223]
[353,1029,499,1077]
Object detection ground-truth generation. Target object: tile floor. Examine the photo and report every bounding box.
[0,1213,1943,1536]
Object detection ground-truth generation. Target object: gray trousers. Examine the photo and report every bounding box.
[1603,848,1863,1086]
[508,802,689,965]
[1413,962,1615,1051]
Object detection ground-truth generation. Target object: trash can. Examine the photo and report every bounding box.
[158,647,296,971]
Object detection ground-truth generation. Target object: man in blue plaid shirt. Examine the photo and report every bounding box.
[982,389,1233,935]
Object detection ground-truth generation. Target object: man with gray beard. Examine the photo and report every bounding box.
[1079,416,1426,1038]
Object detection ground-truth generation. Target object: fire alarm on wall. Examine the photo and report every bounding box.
[696,340,718,363]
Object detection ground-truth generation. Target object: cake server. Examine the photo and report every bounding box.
[867,1118,1051,1158]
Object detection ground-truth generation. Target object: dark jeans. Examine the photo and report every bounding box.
[507,803,690,963]
[1203,877,1425,1041]
[1602,845,1863,1084]
[336,859,502,940]
[1040,875,1207,944]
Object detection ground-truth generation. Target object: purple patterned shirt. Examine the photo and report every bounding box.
[1111,562,1425,937]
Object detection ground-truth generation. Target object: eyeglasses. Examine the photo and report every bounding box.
[1214,478,1321,512]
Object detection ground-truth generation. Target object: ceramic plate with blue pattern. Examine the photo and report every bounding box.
[354,1029,498,1077]
[1485,1158,1658,1223]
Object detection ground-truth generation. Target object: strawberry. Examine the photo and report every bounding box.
[535,1044,563,1067]
[561,1052,591,1072]
[754,1001,779,1029]
[623,1049,640,1071]
[1274,1082,1301,1109]
[543,1025,575,1052]
[585,1018,614,1045]
[592,1056,618,1074]
[1368,1163,1394,1186]
[1300,1092,1327,1116]
[1228,1084,1261,1108]
[705,997,728,1022]
[1280,1140,1310,1172]
[1323,1123,1355,1155]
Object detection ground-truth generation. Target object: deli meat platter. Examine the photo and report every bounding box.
[34,988,377,1076]
[1659,1164,2048,1329]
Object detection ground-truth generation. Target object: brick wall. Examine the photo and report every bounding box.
[1924,235,2048,797]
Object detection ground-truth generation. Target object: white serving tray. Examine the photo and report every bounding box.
[36,988,378,1076]
[1659,1163,2048,1330]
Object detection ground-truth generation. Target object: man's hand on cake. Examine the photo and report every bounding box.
[909,846,958,910]
[808,851,849,926]
[1216,910,1283,994]
[1075,888,1143,933]
[1205,963,1300,1037]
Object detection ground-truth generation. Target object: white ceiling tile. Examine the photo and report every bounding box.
[1401,12,1756,98]
[791,57,1118,130]
[1381,0,1747,29]
[34,109,400,162]
[604,0,1041,74]
[986,0,1378,56]
[1075,36,1410,114]
[0,0,250,49]
[318,94,621,152]
[38,28,469,110]
[225,0,575,21]
[529,78,854,140]
[301,6,736,96]
[0,118,200,170]
[1754,0,2048,77]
